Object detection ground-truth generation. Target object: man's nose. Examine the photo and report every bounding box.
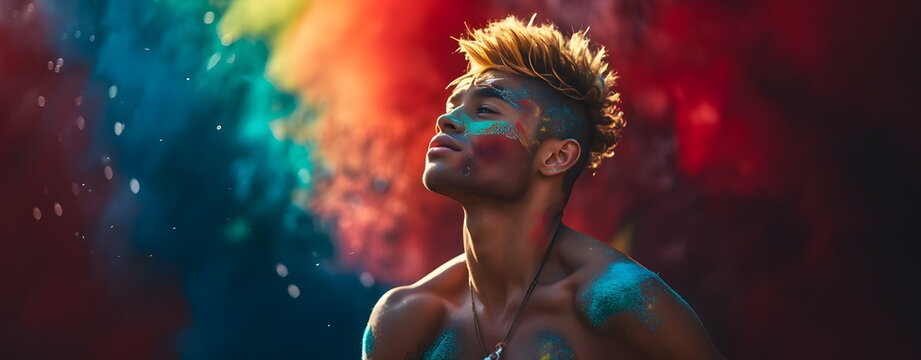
[436,110,465,134]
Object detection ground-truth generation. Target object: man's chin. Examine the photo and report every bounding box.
[422,165,467,198]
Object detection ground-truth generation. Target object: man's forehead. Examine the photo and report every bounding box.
[449,72,524,101]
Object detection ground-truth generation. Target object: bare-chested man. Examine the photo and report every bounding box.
[362,15,723,360]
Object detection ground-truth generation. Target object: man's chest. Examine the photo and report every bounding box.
[419,307,631,360]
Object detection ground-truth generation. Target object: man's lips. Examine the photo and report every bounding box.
[428,134,463,152]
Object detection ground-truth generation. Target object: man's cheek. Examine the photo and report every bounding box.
[469,134,529,169]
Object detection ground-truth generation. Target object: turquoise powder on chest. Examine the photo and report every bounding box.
[423,328,460,360]
[533,331,576,360]
[362,325,374,357]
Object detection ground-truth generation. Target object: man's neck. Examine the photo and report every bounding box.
[462,195,565,319]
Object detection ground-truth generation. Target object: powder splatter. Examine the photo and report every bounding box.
[423,328,460,360]
[533,331,576,360]
[514,120,535,148]
[362,325,374,357]
[538,103,578,136]
[580,262,661,331]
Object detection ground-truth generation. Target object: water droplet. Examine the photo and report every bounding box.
[89,34,95,42]
[37,96,45,107]
[104,166,113,180]
[74,30,81,39]
[74,96,82,106]
[108,85,118,99]
[76,116,85,130]
[203,11,215,24]
[315,263,320,267]
[32,207,42,220]
[114,121,124,136]
[207,53,221,70]
[53,202,63,216]
[287,284,300,298]
[276,263,289,278]
[46,61,53,71]
[129,178,140,194]
[54,57,63,72]
[71,182,80,195]
[171,226,176,230]
[360,272,375,288]
[26,3,34,13]
[215,124,222,130]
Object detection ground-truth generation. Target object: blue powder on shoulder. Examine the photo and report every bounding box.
[581,262,662,330]
[423,328,460,360]
[362,325,374,357]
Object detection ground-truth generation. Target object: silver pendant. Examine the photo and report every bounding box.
[484,345,503,360]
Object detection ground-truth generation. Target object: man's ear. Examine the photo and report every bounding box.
[538,138,581,176]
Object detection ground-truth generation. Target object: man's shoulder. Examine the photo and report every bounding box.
[372,253,466,324]
[572,255,673,329]
[554,230,685,329]
[408,253,468,296]
[363,254,466,359]
[558,231,723,358]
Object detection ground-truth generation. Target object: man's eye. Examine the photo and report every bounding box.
[476,106,497,114]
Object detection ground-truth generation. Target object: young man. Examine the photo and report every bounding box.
[363,16,723,360]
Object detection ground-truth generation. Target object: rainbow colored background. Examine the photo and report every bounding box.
[1,0,918,358]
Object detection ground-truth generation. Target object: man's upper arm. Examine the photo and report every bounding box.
[622,276,724,359]
[363,286,447,360]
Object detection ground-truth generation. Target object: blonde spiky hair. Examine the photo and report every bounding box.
[448,14,625,169]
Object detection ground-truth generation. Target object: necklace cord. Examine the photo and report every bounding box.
[469,224,563,358]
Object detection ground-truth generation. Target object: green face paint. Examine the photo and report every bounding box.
[422,328,460,360]
[581,262,662,331]
[465,119,519,140]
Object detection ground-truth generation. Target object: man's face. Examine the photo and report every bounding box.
[422,70,570,201]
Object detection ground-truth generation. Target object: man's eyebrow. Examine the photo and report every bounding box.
[470,84,522,109]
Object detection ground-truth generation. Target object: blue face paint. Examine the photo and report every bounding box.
[423,328,460,360]
[465,119,519,140]
[581,262,661,331]
[362,325,374,357]
[445,106,519,140]
[533,331,576,360]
